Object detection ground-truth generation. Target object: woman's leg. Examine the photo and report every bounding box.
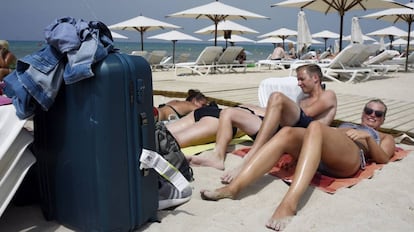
[190,107,262,170]
[201,127,305,200]
[266,122,361,231]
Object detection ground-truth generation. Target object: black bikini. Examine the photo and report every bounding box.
[158,104,184,119]
[193,105,248,138]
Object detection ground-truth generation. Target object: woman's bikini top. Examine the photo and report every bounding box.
[338,122,380,144]
[158,104,184,118]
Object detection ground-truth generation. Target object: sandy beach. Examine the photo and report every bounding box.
[144,68,414,232]
[0,67,413,232]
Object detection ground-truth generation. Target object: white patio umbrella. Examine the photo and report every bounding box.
[209,34,256,44]
[390,38,408,46]
[273,0,409,52]
[312,30,339,51]
[256,37,296,48]
[351,17,364,44]
[311,39,323,44]
[110,31,128,39]
[363,2,414,71]
[257,27,297,49]
[367,26,407,50]
[343,34,376,43]
[147,30,202,64]
[297,10,312,56]
[195,20,259,48]
[387,38,410,53]
[167,1,269,46]
[109,15,180,51]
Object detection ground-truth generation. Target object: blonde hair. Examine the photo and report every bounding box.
[0,40,9,50]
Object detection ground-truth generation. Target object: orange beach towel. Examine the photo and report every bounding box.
[232,147,410,194]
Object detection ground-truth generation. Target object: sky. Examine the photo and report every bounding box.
[1,0,412,44]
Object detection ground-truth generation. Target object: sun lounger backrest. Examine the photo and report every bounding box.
[194,46,223,65]
[327,45,358,69]
[176,53,191,63]
[131,50,148,59]
[216,46,243,64]
[147,50,167,65]
[407,52,414,63]
[299,51,316,60]
[318,51,330,60]
[364,50,400,65]
[347,44,379,67]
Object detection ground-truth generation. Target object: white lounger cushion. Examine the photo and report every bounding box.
[258,77,304,107]
[0,105,35,217]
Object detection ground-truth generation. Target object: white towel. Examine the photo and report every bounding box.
[258,77,304,107]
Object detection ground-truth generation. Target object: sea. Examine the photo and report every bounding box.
[7,40,325,62]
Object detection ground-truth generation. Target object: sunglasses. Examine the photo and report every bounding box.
[364,107,384,118]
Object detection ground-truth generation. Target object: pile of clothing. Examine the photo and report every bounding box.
[3,17,116,119]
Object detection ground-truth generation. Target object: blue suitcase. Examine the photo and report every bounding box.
[33,53,158,231]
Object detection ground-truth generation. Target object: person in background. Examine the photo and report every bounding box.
[271,43,286,60]
[0,40,16,81]
[154,89,209,122]
[286,42,296,59]
[236,49,247,64]
[200,99,395,231]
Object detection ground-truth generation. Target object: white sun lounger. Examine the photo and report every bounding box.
[146,50,168,71]
[256,54,294,71]
[363,50,401,75]
[175,46,223,76]
[214,46,247,73]
[0,105,35,217]
[319,44,379,83]
[383,51,414,71]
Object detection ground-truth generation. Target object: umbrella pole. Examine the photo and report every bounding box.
[324,38,327,51]
[405,21,412,72]
[172,40,176,65]
[215,23,218,46]
[339,14,344,52]
[140,32,144,51]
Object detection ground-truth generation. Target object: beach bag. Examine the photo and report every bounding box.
[154,121,194,182]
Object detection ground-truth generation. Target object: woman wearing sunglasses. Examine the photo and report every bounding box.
[200,99,395,231]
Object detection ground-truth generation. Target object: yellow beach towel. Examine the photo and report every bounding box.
[181,135,253,156]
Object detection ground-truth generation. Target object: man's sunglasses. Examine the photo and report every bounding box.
[364,107,384,118]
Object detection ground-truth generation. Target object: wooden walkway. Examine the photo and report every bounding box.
[152,73,414,136]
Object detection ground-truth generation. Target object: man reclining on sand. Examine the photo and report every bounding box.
[200,99,395,231]
[188,64,337,184]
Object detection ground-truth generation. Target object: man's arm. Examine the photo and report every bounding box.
[302,90,337,124]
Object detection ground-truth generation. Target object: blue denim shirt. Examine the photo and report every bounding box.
[3,17,115,119]
[4,46,65,119]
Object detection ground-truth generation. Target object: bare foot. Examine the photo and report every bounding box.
[265,203,296,231]
[265,217,292,231]
[200,187,235,201]
[220,165,242,184]
[188,150,225,170]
